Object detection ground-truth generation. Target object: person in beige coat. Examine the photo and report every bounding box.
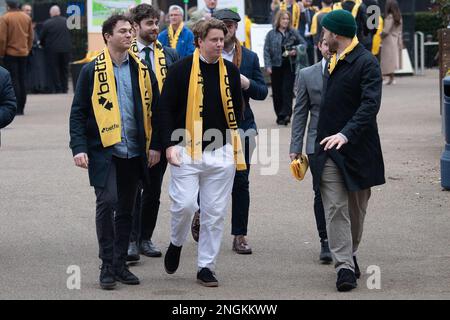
[380,0,402,85]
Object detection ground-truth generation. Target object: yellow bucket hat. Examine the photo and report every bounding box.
[290,155,309,181]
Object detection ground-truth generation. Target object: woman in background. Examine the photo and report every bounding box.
[380,0,403,85]
[264,10,301,125]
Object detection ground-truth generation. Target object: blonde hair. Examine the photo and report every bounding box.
[273,10,291,30]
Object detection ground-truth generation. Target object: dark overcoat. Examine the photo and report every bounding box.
[0,66,16,129]
[315,43,385,192]
[69,57,160,188]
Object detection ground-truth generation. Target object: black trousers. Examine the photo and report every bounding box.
[131,153,168,243]
[231,136,256,236]
[306,38,315,66]
[94,157,141,269]
[45,50,70,93]
[308,153,327,241]
[270,58,295,121]
[4,55,27,114]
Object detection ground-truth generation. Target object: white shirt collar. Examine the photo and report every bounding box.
[222,44,235,62]
[199,54,219,64]
[136,40,154,53]
[321,58,327,74]
[223,44,236,55]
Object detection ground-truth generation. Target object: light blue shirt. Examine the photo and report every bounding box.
[112,54,140,159]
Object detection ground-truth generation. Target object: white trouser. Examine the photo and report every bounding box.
[169,144,236,270]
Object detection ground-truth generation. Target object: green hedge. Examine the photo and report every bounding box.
[415,12,443,40]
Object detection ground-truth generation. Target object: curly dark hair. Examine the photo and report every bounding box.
[129,3,160,25]
[101,14,133,44]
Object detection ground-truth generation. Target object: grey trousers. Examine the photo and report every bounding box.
[320,158,371,273]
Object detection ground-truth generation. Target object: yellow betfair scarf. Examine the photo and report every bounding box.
[130,39,168,92]
[328,36,359,74]
[186,49,247,171]
[372,16,383,55]
[168,22,184,50]
[92,47,153,151]
[310,6,332,36]
[333,0,361,18]
[280,1,300,29]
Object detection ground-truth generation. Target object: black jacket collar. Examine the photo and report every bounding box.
[343,43,366,64]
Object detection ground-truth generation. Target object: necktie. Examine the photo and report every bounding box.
[144,46,153,70]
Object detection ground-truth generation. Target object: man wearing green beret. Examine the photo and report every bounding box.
[314,9,385,292]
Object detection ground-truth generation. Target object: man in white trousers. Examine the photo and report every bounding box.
[159,18,244,287]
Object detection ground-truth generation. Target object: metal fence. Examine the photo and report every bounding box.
[414,31,439,75]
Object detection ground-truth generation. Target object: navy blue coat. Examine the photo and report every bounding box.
[239,47,268,132]
[69,57,160,188]
[0,66,16,129]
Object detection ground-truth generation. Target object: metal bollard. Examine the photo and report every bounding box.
[414,31,425,75]
[441,76,450,190]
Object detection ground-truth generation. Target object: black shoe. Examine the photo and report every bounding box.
[336,268,357,292]
[283,116,291,126]
[126,241,140,262]
[319,239,332,263]
[140,239,162,257]
[115,266,140,285]
[99,264,116,290]
[353,256,361,279]
[276,118,284,125]
[197,268,219,287]
[164,243,182,274]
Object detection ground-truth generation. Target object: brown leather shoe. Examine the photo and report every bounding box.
[191,211,200,242]
[232,235,252,254]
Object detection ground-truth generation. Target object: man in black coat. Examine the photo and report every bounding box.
[189,9,268,255]
[69,14,160,290]
[39,5,71,93]
[0,66,16,129]
[126,3,179,262]
[316,10,384,292]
